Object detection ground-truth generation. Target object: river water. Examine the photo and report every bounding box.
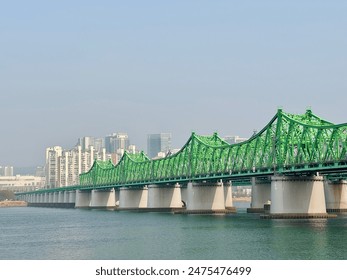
[1,202,346,260]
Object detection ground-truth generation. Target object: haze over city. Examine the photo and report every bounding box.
[1,1,346,167]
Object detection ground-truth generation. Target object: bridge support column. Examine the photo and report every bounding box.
[147,183,184,211]
[264,175,331,219]
[224,181,235,210]
[57,191,64,203]
[63,191,69,203]
[75,190,91,208]
[90,188,117,209]
[324,180,347,212]
[181,185,188,207]
[69,191,76,204]
[247,177,271,213]
[48,193,54,203]
[186,181,235,214]
[118,187,148,210]
[43,193,48,203]
[52,192,58,203]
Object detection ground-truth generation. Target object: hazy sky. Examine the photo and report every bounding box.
[1,1,346,167]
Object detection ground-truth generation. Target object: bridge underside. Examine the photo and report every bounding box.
[21,174,347,218]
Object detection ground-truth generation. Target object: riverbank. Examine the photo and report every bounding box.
[233,197,251,202]
[0,200,27,207]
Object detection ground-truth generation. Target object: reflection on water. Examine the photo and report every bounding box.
[0,206,346,260]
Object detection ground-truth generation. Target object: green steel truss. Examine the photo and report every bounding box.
[77,109,347,189]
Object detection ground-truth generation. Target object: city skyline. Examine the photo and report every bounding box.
[1,1,346,167]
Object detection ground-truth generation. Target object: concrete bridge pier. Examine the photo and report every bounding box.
[48,193,54,203]
[185,180,233,214]
[247,177,271,213]
[324,180,347,212]
[181,185,188,207]
[75,190,91,208]
[52,192,58,203]
[224,181,236,211]
[43,193,48,203]
[57,191,64,203]
[63,191,69,203]
[264,175,331,219]
[90,188,117,209]
[147,183,184,211]
[118,186,148,210]
[57,191,75,208]
[69,191,76,204]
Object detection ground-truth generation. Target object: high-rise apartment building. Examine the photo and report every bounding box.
[105,133,130,154]
[45,146,63,188]
[147,133,172,159]
[77,136,105,153]
[45,133,136,188]
[0,166,14,176]
[45,145,107,188]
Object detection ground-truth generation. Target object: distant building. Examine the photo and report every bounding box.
[105,133,130,154]
[0,166,14,176]
[45,133,137,188]
[223,135,248,145]
[128,145,137,154]
[233,186,252,198]
[45,146,63,188]
[0,175,45,192]
[147,133,171,159]
[45,145,107,188]
[104,133,139,164]
[35,166,45,177]
[77,136,105,153]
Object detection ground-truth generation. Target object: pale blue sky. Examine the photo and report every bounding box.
[1,1,346,167]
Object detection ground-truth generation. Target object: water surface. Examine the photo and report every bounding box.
[1,203,346,260]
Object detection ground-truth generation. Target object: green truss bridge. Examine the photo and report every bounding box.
[18,108,347,217]
[79,108,347,188]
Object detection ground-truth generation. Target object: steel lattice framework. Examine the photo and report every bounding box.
[78,109,347,189]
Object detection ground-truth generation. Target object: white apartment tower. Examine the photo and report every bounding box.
[45,145,106,188]
[45,146,63,188]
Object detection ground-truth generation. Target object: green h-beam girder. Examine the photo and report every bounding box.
[77,108,347,189]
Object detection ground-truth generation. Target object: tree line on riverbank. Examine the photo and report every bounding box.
[0,190,15,201]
